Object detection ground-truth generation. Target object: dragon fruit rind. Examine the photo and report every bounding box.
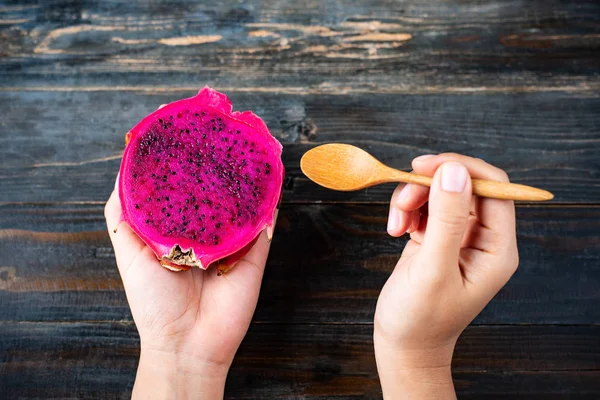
[118,87,284,272]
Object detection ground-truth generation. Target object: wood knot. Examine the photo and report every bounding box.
[0,267,16,290]
[298,118,318,143]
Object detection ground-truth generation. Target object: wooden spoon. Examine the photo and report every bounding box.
[300,144,554,201]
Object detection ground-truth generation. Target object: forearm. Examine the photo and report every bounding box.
[133,348,229,400]
[374,335,456,400]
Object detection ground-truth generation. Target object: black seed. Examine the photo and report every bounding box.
[192,234,197,239]
[145,219,150,223]
[211,216,216,220]
[185,199,189,204]
[166,213,171,217]
[162,207,166,212]
[133,173,138,178]
[216,222,222,228]
[135,204,140,209]
[194,205,199,210]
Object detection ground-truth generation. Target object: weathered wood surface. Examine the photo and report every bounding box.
[1,1,599,92]
[1,90,599,203]
[0,204,598,324]
[1,322,599,399]
[1,0,599,398]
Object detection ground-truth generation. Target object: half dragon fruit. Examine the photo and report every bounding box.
[118,87,284,273]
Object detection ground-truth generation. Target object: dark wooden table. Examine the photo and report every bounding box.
[1,1,599,398]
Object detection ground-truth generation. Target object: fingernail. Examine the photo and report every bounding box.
[413,154,434,163]
[441,163,468,193]
[387,206,400,232]
[396,184,411,205]
[114,173,120,191]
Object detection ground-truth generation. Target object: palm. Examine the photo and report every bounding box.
[106,190,270,366]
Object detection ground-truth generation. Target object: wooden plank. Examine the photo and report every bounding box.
[0,322,598,399]
[1,90,598,203]
[1,1,599,92]
[0,204,598,324]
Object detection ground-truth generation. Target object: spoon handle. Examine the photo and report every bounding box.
[387,169,553,201]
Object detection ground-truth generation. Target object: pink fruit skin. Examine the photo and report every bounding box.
[118,87,284,271]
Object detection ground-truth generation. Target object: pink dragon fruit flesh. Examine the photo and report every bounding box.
[118,87,284,273]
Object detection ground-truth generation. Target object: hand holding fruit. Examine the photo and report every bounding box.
[105,179,273,399]
[104,89,283,399]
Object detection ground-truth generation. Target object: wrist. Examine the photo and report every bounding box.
[133,346,230,399]
[374,332,456,400]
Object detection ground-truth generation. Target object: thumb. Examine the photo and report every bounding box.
[422,162,472,267]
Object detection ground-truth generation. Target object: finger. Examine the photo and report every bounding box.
[104,177,148,275]
[222,207,278,279]
[406,209,421,234]
[421,162,472,270]
[412,153,515,239]
[408,213,428,244]
[387,184,413,237]
[394,182,430,213]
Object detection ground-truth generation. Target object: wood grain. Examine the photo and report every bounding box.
[1,1,599,92]
[0,204,598,324]
[1,1,598,398]
[1,322,598,399]
[1,91,598,203]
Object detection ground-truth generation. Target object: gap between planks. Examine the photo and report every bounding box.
[1,85,600,96]
[0,201,599,207]
[0,321,599,327]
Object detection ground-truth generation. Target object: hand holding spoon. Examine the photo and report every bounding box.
[300,144,553,201]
